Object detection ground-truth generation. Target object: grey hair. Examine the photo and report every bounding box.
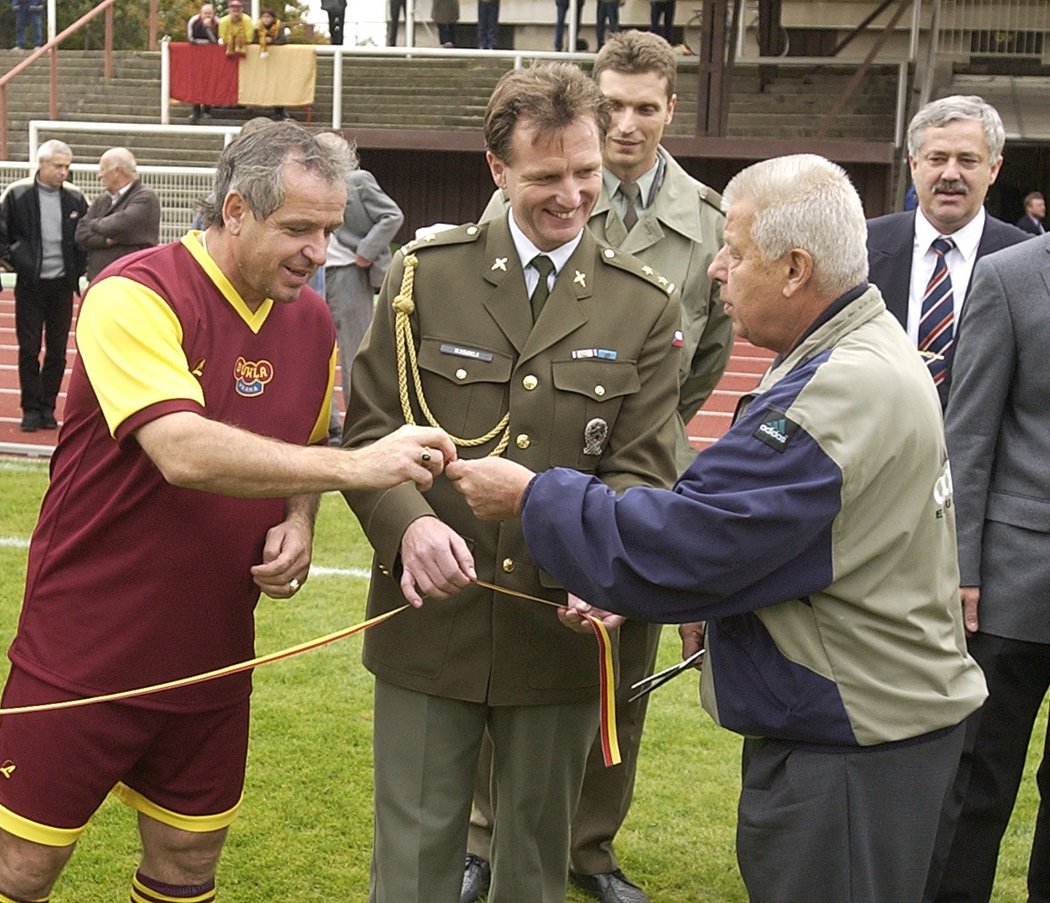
[906,95,1005,160]
[38,139,72,163]
[313,130,361,173]
[199,121,352,229]
[724,154,869,298]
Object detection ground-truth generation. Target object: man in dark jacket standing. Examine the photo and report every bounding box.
[0,139,87,432]
[75,147,162,282]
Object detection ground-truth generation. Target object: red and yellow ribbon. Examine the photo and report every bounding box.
[0,606,408,716]
[0,581,622,766]
[475,579,621,767]
[590,614,621,767]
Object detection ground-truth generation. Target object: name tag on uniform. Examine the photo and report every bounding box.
[441,343,493,362]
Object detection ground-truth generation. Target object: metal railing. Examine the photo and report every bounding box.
[936,0,1050,60]
[1,161,212,247]
[26,120,242,169]
[1,0,118,160]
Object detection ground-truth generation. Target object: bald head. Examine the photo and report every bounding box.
[99,147,137,193]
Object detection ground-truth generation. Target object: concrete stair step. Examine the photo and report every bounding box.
[1,48,901,161]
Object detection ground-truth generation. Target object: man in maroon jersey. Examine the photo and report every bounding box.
[0,122,456,903]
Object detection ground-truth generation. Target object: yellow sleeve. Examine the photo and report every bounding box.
[76,276,206,437]
[307,345,338,446]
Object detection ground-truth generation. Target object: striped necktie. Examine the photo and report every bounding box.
[918,236,956,386]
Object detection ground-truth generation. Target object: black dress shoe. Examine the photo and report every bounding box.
[41,408,57,429]
[20,410,42,432]
[460,853,491,903]
[569,868,650,903]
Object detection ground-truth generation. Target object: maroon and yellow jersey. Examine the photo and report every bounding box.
[9,234,336,710]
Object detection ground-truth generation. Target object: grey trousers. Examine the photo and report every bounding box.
[738,723,966,903]
[325,263,376,433]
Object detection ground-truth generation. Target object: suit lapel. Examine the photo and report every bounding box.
[868,211,916,326]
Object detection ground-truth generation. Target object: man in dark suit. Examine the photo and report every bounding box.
[342,62,681,903]
[1015,190,1046,235]
[866,95,1028,408]
[932,235,1050,903]
[75,147,161,282]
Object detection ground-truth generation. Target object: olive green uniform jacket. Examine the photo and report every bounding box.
[483,147,730,470]
[344,215,681,706]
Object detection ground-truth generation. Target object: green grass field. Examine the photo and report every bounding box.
[0,457,1045,901]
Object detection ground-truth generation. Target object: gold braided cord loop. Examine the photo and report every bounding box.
[393,253,510,456]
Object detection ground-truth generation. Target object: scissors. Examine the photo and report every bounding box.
[627,649,704,703]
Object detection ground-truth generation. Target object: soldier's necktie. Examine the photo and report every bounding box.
[530,255,556,322]
[621,180,641,231]
[918,236,956,386]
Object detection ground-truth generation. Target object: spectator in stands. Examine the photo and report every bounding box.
[1015,190,1046,235]
[219,0,251,56]
[322,0,347,45]
[0,139,86,433]
[554,0,583,51]
[75,148,162,283]
[649,0,674,42]
[10,0,43,49]
[187,2,219,121]
[433,0,459,46]
[595,0,622,48]
[387,0,406,45]
[313,132,404,442]
[476,0,498,48]
[254,7,290,120]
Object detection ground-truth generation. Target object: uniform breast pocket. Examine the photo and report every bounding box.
[417,337,514,439]
[551,358,639,471]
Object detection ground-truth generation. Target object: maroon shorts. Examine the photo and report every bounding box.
[0,666,250,846]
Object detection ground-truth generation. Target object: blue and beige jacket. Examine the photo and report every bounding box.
[522,284,987,748]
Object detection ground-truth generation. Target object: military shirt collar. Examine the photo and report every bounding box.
[505,210,584,278]
[602,154,662,213]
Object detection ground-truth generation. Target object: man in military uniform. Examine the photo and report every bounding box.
[469,30,729,903]
[342,62,681,903]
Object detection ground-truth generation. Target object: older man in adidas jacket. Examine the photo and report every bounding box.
[448,154,987,903]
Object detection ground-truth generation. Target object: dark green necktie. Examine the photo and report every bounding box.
[530,255,556,322]
[621,180,641,231]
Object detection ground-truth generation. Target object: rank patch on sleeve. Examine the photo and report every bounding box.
[753,407,799,453]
